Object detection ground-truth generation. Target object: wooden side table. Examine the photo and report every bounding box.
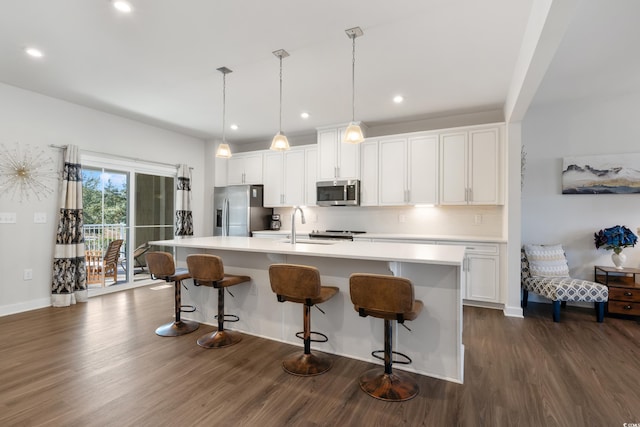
[594,265,640,316]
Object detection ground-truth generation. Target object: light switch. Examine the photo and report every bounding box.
[0,212,17,223]
[34,212,47,223]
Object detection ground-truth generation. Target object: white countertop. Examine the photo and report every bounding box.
[151,236,465,266]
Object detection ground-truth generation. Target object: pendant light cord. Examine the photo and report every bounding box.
[279,55,283,133]
[351,34,356,122]
[222,72,226,143]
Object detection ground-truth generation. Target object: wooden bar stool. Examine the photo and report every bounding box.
[349,273,423,401]
[146,251,199,337]
[186,254,251,348]
[269,264,338,376]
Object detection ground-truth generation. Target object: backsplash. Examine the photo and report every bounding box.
[274,205,504,237]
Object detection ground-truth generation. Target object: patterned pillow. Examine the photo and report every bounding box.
[523,244,570,277]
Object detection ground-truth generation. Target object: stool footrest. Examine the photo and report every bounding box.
[180,304,196,313]
[295,331,328,343]
[371,350,412,365]
[214,314,239,323]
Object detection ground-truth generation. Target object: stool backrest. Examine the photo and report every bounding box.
[146,251,176,278]
[186,254,224,284]
[349,273,414,314]
[269,264,321,300]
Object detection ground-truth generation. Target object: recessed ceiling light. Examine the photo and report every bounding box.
[230,124,238,130]
[25,47,44,58]
[393,95,404,104]
[113,1,133,13]
[300,112,310,119]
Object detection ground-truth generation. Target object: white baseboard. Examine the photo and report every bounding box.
[0,298,51,317]
[503,305,524,318]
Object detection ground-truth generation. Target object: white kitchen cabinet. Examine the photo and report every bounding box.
[227,152,264,185]
[214,156,228,187]
[317,125,361,180]
[263,148,305,207]
[305,147,317,206]
[439,126,501,205]
[378,134,438,206]
[438,241,500,304]
[359,140,378,206]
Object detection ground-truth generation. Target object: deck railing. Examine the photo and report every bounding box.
[83,224,127,252]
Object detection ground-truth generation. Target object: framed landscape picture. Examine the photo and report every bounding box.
[562,153,640,194]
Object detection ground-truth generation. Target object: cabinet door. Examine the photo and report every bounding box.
[440,132,468,205]
[242,153,263,184]
[214,156,228,187]
[305,148,317,206]
[284,150,305,206]
[338,127,361,179]
[360,140,379,206]
[263,152,284,207]
[466,255,499,302]
[227,156,246,185]
[317,129,338,180]
[469,128,500,205]
[378,137,407,205]
[408,135,438,204]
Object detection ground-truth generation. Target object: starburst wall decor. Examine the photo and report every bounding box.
[0,143,59,202]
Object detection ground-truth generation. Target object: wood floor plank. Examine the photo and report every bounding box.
[1,286,639,426]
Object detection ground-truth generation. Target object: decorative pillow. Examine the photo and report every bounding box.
[523,244,570,277]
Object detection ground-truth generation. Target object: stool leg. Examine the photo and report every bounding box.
[197,287,242,348]
[358,320,419,401]
[282,304,333,376]
[155,280,199,337]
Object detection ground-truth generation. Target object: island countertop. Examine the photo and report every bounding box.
[150,235,466,384]
[150,236,466,266]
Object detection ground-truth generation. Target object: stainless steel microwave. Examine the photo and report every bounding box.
[316,179,360,206]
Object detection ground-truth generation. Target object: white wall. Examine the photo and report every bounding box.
[522,91,640,280]
[0,83,206,316]
[275,205,503,238]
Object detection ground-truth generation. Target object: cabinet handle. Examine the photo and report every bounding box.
[624,305,632,310]
[468,188,472,202]
[624,292,633,297]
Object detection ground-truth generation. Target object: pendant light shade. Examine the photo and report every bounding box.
[343,27,364,144]
[271,49,290,151]
[215,67,233,159]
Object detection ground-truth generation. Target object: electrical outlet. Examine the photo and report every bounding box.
[24,269,33,280]
[399,214,406,223]
[34,212,47,223]
[474,214,483,225]
[0,212,17,223]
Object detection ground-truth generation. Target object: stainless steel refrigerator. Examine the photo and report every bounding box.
[213,185,273,236]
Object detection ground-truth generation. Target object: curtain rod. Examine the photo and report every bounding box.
[48,144,193,170]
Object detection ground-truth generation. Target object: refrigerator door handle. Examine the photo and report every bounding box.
[222,198,229,236]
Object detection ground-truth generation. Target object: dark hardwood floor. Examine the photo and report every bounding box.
[1,285,639,427]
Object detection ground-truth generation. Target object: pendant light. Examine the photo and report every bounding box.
[343,27,365,144]
[215,67,232,158]
[270,49,290,151]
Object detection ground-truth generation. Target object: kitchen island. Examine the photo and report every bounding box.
[150,236,466,383]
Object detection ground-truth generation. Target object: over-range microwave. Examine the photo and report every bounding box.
[316,179,360,206]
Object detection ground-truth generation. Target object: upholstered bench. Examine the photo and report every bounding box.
[521,245,608,322]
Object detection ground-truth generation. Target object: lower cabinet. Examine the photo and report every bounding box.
[439,242,500,304]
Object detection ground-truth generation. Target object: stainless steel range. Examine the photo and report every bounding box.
[308,230,366,241]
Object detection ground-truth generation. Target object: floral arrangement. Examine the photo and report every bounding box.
[594,225,638,254]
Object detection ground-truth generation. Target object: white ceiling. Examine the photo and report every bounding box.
[0,0,536,144]
[531,0,640,107]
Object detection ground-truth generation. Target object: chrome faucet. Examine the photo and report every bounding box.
[290,206,306,244]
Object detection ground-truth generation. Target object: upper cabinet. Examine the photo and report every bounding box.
[378,134,438,206]
[359,140,379,206]
[439,126,502,205]
[305,147,318,206]
[317,125,361,180]
[263,146,312,207]
[227,152,264,185]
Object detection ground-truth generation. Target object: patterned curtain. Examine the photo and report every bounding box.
[175,164,193,237]
[51,145,87,307]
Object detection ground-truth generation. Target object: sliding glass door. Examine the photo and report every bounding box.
[82,155,176,292]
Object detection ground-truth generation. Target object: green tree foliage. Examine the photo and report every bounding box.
[82,169,127,225]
